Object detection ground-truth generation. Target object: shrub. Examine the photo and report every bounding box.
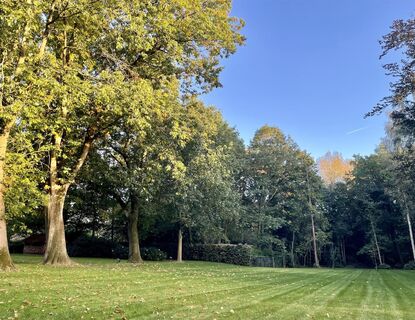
[112,244,128,260]
[185,244,252,266]
[68,236,114,258]
[142,247,167,261]
[377,263,391,269]
[403,261,415,270]
[8,241,24,254]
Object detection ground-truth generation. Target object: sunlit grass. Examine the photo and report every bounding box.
[0,254,414,319]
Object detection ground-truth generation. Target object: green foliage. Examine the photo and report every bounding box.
[4,126,45,235]
[0,0,245,265]
[67,236,116,259]
[8,241,24,254]
[368,18,415,142]
[347,150,404,266]
[403,261,415,270]
[5,2,415,272]
[163,99,243,244]
[240,125,327,266]
[186,244,253,266]
[377,263,391,270]
[141,247,168,261]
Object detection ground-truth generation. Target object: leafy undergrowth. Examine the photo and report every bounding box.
[1,255,414,319]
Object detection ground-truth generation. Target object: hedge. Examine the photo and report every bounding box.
[141,247,168,261]
[67,236,116,258]
[185,244,253,266]
[8,241,24,254]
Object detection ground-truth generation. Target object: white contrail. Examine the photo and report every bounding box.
[346,127,367,135]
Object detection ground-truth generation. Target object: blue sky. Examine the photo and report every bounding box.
[202,0,415,159]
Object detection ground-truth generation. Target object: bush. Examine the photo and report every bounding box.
[68,236,114,258]
[403,261,415,270]
[185,244,253,266]
[377,263,391,269]
[8,241,24,254]
[141,247,167,261]
[112,244,128,260]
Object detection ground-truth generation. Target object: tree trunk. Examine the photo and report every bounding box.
[44,185,72,265]
[290,231,295,267]
[311,214,320,267]
[405,211,415,261]
[306,169,319,268]
[128,195,143,264]
[0,215,13,271]
[0,124,15,271]
[370,219,383,265]
[177,227,183,262]
[281,249,285,268]
[341,238,347,265]
[401,192,415,261]
[111,215,115,242]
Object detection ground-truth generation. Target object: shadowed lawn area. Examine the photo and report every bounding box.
[0,255,414,319]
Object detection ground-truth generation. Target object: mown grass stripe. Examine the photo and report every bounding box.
[1,255,414,320]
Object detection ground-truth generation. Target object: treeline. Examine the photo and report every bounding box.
[2,2,415,271]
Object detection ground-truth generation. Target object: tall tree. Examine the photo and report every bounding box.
[367,18,415,142]
[348,149,401,266]
[97,85,187,263]
[166,100,242,262]
[241,126,326,266]
[31,0,244,265]
[0,0,57,270]
[323,183,354,266]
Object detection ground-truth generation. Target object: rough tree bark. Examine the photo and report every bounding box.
[128,194,143,264]
[0,123,14,271]
[44,131,93,265]
[177,227,183,262]
[43,129,73,265]
[44,185,72,265]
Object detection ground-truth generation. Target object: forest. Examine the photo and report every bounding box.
[1,0,415,274]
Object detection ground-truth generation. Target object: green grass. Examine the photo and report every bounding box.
[1,255,414,319]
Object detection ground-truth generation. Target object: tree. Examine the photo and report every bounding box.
[323,183,354,266]
[240,126,326,266]
[367,18,415,141]
[366,16,415,264]
[387,149,415,262]
[96,85,187,263]
[318,152,352,187]
[165,100,242,262]
[0,0,54,270]
[28,0,244,265]
[347,149,403,266]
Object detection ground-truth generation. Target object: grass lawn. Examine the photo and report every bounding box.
[0,255,414,319]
